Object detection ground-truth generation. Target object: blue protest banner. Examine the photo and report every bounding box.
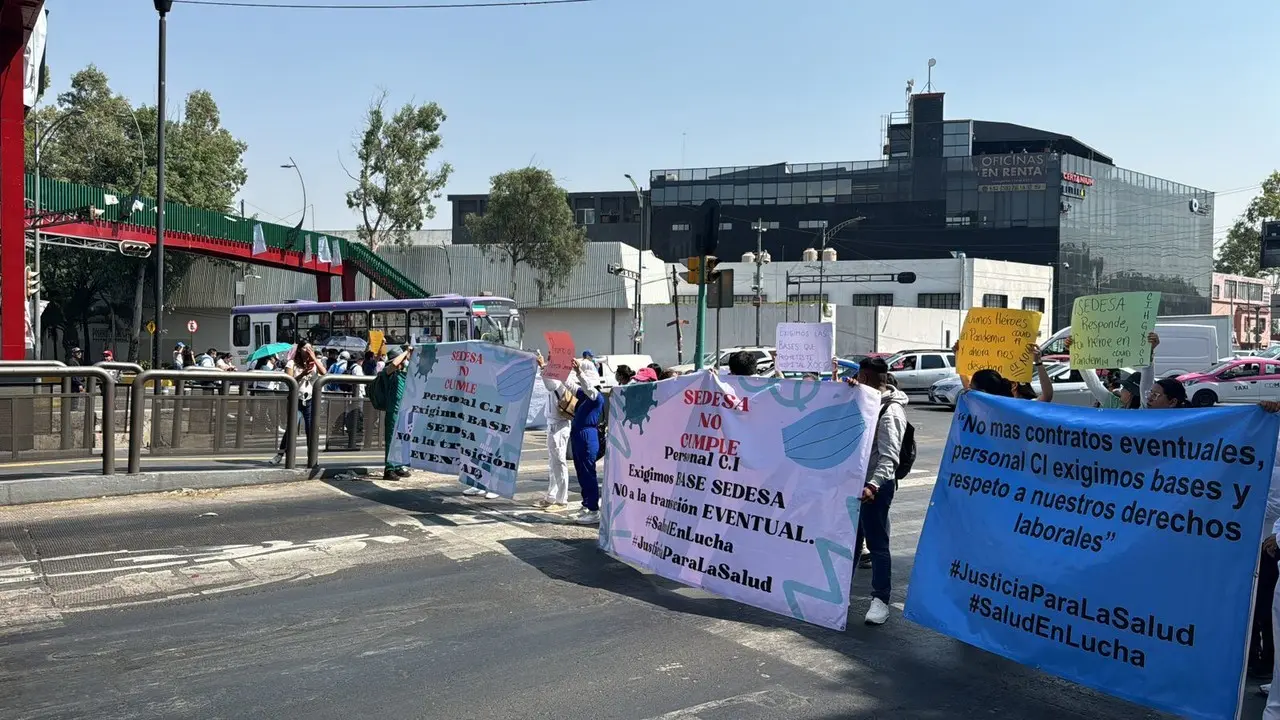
[905,394,1279,720]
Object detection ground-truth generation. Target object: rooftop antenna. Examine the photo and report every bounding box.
[924,58,937,92]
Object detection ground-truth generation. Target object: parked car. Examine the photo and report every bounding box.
[928,364,1133,408]
[1179,357,1280,406]
[669,346,775,375]
[885,348,957,392]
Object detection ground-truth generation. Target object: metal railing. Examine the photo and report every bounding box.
[308,374,382,467]
[0,366,116,474]
[127,370,300,473]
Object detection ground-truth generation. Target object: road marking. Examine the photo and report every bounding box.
[642,689,811,719]
[696,618,860,684]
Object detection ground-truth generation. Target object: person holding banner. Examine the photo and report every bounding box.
[846,357,909,626]
[1065,333,1158,409]
[533,350,575,511]
[565,358,604,525]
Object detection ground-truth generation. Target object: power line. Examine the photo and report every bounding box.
[173,0,592,8]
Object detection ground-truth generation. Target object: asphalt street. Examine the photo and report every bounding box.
[0,404,1242,719]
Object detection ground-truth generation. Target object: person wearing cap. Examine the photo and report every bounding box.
[1066,333,1159,409]
[173,342,186,369]
[378,346,414,481]
[101,350,121,383]
[68,346,85,408]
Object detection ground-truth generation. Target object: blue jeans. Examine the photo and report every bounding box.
[571,427,600,511]
[853,479,896,603]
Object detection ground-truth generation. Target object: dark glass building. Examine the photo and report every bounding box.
[449,190,644,248]
[647,92,1214,329]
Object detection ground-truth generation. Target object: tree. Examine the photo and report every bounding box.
[26,66,247,362]
[345,91,452,298]
[464,167,588,299]
[1215,171,1280,278]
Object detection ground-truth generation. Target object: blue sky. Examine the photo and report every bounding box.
[44,0,1278,242]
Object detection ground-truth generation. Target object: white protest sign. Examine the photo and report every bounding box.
[599,371,879,630]
[774,322,834,373]
[386,341,536,498]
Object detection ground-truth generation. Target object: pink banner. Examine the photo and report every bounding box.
[544,331,575,380]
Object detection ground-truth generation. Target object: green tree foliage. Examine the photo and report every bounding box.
[464,167,588,298]
[26,66,247,361]
[346,91,451,297]
[1215,171,1280,278]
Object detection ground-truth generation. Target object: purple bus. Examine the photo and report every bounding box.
[229,294,523,364]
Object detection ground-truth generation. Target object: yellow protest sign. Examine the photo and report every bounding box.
[368,329,386,355]
[957,308,1042,383]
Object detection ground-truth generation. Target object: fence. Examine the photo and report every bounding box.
[0,365,418,478]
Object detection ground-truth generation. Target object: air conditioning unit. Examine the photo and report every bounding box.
[742,251,756,263]
[821,248,838,261]
[802,248,819,262]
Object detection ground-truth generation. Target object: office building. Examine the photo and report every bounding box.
[647,92,1215,329]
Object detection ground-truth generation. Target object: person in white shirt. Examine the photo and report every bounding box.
[533,350,577,510]
[270,341,319,466]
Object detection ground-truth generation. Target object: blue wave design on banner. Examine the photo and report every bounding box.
[495,358,537,399]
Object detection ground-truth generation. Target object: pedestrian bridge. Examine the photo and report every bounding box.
[26,174,428,301]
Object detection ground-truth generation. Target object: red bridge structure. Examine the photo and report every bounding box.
[0,2,425,360]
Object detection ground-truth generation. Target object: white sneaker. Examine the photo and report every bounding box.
[482,491,499,499]
[574,510,601,525]
[269,453,284,466]
[462,487,484,496]
[865,598,890,626]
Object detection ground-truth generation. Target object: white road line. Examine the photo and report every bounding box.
[642,689,812,719]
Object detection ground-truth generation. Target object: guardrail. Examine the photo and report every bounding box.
[309,374,381,468]
[127,370,300,473]
[0,366,116,474]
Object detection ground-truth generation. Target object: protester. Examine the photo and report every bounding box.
[1148,377,1188,408]
[271,340,319,466]
[845,357,909,625]
[376,346,413,481]
[172,343,186,369]
[533,350,576,510]
[614,364,636,386]
[727,350,758,377]
[566,358,604,525]
[1065,333,1159,409]
[1009,343,1054,401]
[968,369,1015,397]
[634,367,658,383]
[660,369,679,380]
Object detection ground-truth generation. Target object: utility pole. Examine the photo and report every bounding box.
[670,266,684,364]
[692,200,721,370]
[816,223,828,322]
[625,173,648,354]
[152,0,174,371]
[752,218,770,346]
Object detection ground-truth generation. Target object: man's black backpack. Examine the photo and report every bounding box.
[879,405,916,480]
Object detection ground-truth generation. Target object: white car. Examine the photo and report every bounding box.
[669,346,775,375]
[886,349,958,392]
[927,364,1134,408]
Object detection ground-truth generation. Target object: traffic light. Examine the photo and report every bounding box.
[694,199,721,255]
[24,266,38,299]
[682,256,721,285]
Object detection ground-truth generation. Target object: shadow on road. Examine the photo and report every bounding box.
[501,536,1175,720]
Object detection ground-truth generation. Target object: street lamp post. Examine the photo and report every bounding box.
[31,108,83,358]
[816,216,864,322]
[152,0,174,370]
[624,174,647,353]
[281,158,308,233]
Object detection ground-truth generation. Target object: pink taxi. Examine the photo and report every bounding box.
[1178,358,1280,407]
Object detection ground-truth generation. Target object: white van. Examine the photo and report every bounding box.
[1041,323,1219,378]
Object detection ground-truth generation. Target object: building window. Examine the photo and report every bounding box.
[1021,297,1046,313]
[575,208,596,225]
[787,293,829,302]
[798,220,828,230]
[851,293,893,307]
[1213,285,1221,299]
[672,223,690,232]
[946,215,971,227]
[918,293,961,310]
[719,222,733,231]
[982,294,1008,308]
[752,221,780,230]
[599,197,621,224]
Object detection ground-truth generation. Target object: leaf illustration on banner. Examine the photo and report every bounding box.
[782,495,862,624]
[495,358,537,400]
[779,400,866,470]
[606,395,632,458]
[618,382,659,435]
[416,344,439,378]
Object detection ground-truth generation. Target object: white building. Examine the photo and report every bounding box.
[91,243,1052,369]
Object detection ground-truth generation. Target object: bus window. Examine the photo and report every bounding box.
[409,309,443,344]
[232,315,251,348]
[473,315,505,344]
[277,313,297,344]
[371,310,408,347]
[296,312,331,344]
[446,319,461,342]
[332,311,370,341]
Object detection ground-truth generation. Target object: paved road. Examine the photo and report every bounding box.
[0,406,1245,719]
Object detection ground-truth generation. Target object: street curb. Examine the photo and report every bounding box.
[0,466,345,506]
